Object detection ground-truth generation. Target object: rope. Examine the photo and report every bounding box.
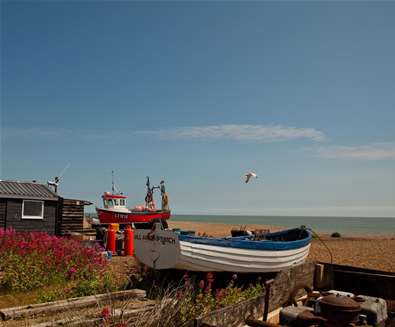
[308,227,333,264]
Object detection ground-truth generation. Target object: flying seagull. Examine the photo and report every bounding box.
[244,171,257,183]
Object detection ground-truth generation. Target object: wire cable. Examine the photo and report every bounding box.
[308,227,333,264]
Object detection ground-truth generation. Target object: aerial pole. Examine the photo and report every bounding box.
[47,163,70,194]
[112,170,115,193]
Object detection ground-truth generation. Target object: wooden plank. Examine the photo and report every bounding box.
[62,215,83,217]
[62,213,84,216]
[319,262,395,276]
[319,262,395,300]
[62,219,84,222]
[0,289,146,321]
[62,213,84,217]
[0,199,6,228]
[5,199,57,234]
[30,303,156,327]
[61,223,84,226]
[195,263,315,327]
[61,218,84,222]
[245,316,284,327]
[195,296,266,327]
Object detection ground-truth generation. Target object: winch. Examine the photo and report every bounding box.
[318,293,361,326]
[277,288,388,327]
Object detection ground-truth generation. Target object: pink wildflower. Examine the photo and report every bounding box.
[206,272,214,283]
[69,267,77,275]
[101,307,110,318]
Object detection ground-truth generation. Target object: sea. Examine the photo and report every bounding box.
[172,214,395,235]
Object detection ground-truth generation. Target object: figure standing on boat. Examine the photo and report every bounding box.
[160,180,169,211]
[145,176,156,211]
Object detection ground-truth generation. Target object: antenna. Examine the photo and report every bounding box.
[58,163,71,181]
[47,163,71,193]
[111,170,121,194]
[112,170,115,193]
[146,176,150,190]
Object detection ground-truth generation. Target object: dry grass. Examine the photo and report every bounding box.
[0,296,156,326]
[0,289,190,327]
[127,290,182,327]
[0,291,41,310]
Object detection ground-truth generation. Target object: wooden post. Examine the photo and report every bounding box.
[314,263,325,289]
[263,279,274,321]
[246,315,284,327]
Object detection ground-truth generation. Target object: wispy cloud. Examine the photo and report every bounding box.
[138,124,325,142]
[316,143,395,160]
[2,128,72,138]
[175,206,395,217]
[2,128,120,141]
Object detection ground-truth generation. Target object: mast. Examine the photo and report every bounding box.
[112,170,115,193]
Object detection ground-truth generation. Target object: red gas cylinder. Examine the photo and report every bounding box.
[124,225,134,256]
[106,224,116,255]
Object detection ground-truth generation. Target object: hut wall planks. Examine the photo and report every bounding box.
[5,199,57,234]
[59,199,86,234]
[0,199,6,228]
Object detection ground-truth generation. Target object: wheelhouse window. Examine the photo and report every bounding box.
[22,200,44,219]
[120,199,125,206]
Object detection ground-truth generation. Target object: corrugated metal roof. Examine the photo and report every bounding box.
[0,180,59,200]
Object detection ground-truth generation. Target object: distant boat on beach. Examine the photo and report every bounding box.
[96,176,171,226]
[134,224,312,273]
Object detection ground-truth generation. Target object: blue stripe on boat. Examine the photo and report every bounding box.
[178,228,312,251]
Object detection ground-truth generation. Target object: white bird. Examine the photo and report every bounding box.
[244,171,257,183]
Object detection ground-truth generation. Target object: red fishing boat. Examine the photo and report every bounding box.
[96,176,171,226]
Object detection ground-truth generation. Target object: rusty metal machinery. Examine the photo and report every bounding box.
[246,281,388,327]
[278,291,387,327]
[318,293,362,326]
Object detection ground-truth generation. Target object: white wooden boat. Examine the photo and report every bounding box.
[134,225,312,273]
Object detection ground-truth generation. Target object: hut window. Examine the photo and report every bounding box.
[22,200,44,219]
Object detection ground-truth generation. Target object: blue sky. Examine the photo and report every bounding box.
[1,2,394,217]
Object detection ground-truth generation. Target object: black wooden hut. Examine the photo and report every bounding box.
[0,180,91,235]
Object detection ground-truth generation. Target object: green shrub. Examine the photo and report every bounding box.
[175,273,265,325]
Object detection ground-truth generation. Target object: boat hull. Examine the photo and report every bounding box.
[134,226,312,273]
[96,207,171,224]
[175,241,311,272]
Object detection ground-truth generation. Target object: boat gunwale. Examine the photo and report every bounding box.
[96,207,171,215]
[178,227,312,251]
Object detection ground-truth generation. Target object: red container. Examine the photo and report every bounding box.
[106,224,116,254]
[124,225,134,256]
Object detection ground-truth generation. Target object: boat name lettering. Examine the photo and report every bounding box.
[135,234,176,245]
[114,213,128,219]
